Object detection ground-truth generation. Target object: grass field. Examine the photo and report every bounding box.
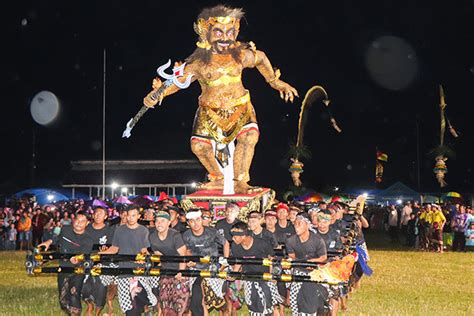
[1,232,473,315]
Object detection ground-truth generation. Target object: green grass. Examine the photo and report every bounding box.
[1,233,473,315]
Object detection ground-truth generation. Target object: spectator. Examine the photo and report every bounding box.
[451,205,468,252]
[7,223,17,250]
[406,213,417,248]
[400,202,412,245]
[60,212,72,226]
[431,205,446,253]
[32,208,49,246]
[17,211,32,250]
[388,205,399,243]
[465,221,474,251]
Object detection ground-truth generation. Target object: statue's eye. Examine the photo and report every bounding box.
[215,30,223,37]
[227,30,234,37]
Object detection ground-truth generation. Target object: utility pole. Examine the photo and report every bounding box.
[102,49,106,199]
[416,119,421,190]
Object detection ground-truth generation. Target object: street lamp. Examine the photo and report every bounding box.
[111,182,119,198]
[121,187,128,195]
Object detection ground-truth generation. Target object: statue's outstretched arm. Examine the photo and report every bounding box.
[144,62,198,108]
[243,45,299,102]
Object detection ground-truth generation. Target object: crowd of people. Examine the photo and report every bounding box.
[0,200,119,251]
[383,201,474,252]
[4,195,371,316]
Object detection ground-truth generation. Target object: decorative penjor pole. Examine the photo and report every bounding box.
[289,86,342,187]
[432,85,458,187]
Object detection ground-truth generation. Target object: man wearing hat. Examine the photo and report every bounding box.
[82,207,115,316]
[247,211,278,248]
[182,209,229,315]
[316,211,343,253]
[168,206,187,233]
[275,203,296,246]
[149,210,190,315]
[286,212,329,315]
[230,222,283,315]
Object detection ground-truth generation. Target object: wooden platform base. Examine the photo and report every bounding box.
[180,188,275,221]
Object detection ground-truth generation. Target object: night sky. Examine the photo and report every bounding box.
[3,0,474,195]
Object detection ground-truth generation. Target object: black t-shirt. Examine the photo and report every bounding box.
[149,228,185,269]
[317,227,343,252]
[231,237,274,274]
[215,218,242,242]
[250,228,278,249]
[56,225,94,267]
[171,221,188,233]
[274,221,296,244]
[86,224,115,250]
[286,232,327,262]
[182,227,226,269]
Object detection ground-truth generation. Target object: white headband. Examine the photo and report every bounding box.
[186,210,202,220]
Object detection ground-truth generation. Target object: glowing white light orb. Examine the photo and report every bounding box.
[365,36,418,91]
[111,182,119,190]
[30,91,60,125]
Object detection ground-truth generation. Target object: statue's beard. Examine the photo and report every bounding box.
[212,40,235,54]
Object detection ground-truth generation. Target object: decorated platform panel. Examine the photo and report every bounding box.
[180,188,275,221]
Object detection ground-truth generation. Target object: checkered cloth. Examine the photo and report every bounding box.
[243,281,283,316]
[116,276,159,313]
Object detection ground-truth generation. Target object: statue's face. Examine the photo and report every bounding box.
[209,22,237,54]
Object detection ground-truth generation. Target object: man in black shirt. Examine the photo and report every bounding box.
[247,211,278,248]
[316,210,343,315]
[100,205,155,316]
[82,207,115,316]
[168,206,187,233]
[215,202,242,243]
[182,209,229,316]
[230,222,282,315]
[275,203,296,245]
[149,210,190,315]
[286,212,329,315]
[317,211,343,253]
[38,211,93,316]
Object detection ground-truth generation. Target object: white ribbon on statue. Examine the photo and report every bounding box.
[211,140,235,195]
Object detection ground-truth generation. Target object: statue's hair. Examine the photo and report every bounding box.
[198,5,245,20]
[187,5,248,65]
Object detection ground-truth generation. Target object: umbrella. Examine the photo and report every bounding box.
[330,195,350,203]
[92,199,109,208]
[296,192,327,203]
[113,196,133,204]
[444,192,461,198]
[131,195,154,206]
[421,195,440,204]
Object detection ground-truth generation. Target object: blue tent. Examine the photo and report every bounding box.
[13,188,88,205]
[375,182,420,202]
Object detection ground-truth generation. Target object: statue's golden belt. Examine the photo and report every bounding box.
[200,93,251,144]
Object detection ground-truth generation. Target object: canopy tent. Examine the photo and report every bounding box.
[375,182,420,202]
[13,188,89,205]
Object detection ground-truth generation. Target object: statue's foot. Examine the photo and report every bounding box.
[234,181,263,194]
[197,179,224,190]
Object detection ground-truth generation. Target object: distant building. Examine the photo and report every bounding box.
[62,160,205,198]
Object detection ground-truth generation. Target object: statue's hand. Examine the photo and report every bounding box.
[143,78,164,108]
[271,80,299,103]
[152,77,162,90]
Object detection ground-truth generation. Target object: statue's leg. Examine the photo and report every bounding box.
[233,127,259,194]
[190,137,224,189]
